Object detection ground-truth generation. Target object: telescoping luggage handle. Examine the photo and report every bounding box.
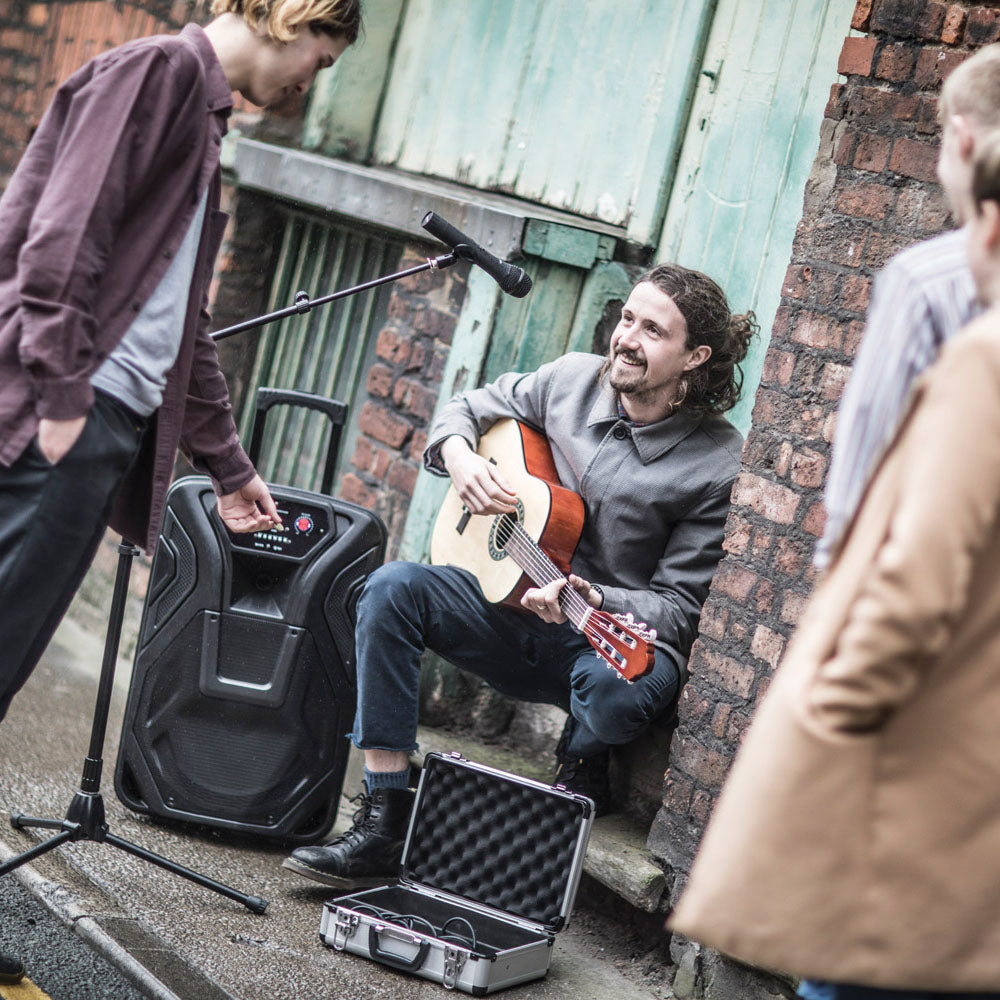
[247,387,348,497]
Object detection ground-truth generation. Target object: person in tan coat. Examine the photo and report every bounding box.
[668,134,1000,999]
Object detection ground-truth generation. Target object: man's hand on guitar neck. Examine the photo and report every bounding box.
[440,434,518,515]
[522,574,604,624]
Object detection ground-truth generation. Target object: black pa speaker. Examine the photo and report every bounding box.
[114,390,386,843]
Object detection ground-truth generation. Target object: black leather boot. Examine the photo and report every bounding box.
[553,716,612,816]
[0,949,25,985]
[282,786,415,887]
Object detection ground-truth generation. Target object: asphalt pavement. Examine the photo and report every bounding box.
[0,615,664,1000]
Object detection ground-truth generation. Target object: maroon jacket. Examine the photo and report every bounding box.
[0,24,255,552]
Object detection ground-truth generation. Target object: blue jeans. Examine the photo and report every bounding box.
[350,562,681,757]
[798,980,1000,999]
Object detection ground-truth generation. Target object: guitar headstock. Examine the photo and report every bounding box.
[583,610,657,682]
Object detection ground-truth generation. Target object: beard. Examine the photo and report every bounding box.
[607,349,647,394]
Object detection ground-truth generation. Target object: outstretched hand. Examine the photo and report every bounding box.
[217,474,282,533]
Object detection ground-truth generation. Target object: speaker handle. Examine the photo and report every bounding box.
[248,388,348,496]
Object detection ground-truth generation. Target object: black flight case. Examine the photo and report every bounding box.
[114,388,387,844]
[320,751,594,994]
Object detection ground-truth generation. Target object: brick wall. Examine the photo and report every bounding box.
[650,2,989,997]
[339,251,469,555]
[0,1,212,191]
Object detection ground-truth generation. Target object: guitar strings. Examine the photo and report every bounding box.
[493,515,623,648]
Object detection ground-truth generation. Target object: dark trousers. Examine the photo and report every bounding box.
[0,393,145,721]
[349,561,682,758]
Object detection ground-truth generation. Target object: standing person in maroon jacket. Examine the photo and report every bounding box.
[0,0,362,984]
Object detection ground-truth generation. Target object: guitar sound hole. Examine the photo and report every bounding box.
[487,503,524,561]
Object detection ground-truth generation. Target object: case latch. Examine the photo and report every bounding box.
[443,945,467,989]
[332,909,360,950]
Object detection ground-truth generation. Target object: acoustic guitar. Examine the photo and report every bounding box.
[430,419,656,682]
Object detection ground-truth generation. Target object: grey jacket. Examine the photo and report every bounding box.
[425,352,743,667]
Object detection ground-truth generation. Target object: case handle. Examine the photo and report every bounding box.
[368,925,430,973]
[247,387,348,496]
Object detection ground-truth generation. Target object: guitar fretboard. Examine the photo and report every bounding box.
[494,515,592,628]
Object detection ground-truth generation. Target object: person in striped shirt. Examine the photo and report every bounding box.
[815,43,1000,571]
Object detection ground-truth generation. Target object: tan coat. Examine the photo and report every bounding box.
[671,310,1000,991]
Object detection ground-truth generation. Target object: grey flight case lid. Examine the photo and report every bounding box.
[399,751,595,935]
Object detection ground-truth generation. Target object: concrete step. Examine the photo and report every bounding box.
[336,726,666,914]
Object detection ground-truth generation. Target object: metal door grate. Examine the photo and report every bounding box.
[240,212,402,494]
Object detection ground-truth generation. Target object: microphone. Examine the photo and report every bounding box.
[421,211,532,298]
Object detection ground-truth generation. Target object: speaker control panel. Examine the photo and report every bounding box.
[227,498,332,559]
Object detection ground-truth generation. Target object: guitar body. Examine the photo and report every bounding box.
[430,420,585,607]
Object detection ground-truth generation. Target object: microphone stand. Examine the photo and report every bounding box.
[0,250,459,913]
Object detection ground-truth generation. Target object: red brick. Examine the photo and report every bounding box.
[790,447,827,489]
[941,5,967,44]
[851,85,920,124]
[731,472,801,525]
[690,789,714,826]
[875,43,916,82]
[915,95,939,136]
[872,0,945,39]
[690,646,756,698]
[351,437,391,479]
[339,473,375,509]
[392,377,437,422]
[802,500,828,537]
[754,578,776,615]
[826,82,847,120]
[841,273,872,314]
[722,515,751,557]
[774,439,793,479]
[845,319,866,356]
[889,136,938,182]
[838,36,878,77]
[915,46,966,89]
[775,537,808,577]
[358,401,411,448]
[751,625,786,669]
[387,458,418,496]
[697,598,729,641]
[25,4,47,28]
[790,312,844,351]
[415,306,458,345]
[837,181,895,220]
[375,326,412,366]
[834,127,858,167]
[712,560,759,602]
[853,0,874,31]
[711,703,732,740]
[966,7,1000,45]
[854,133,891,173]
[366,363,393,398]
[761,348,796,388]
[780,589,809,627]
[672,736,732,789]
[751,527,774,559]
[409,429,428,462]
[820,361,851,402]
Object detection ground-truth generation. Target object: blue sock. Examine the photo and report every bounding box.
[363,766,410,793]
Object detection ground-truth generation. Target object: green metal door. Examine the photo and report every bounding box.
[658,0,855,432]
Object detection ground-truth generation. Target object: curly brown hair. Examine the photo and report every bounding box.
[614,263,758,417]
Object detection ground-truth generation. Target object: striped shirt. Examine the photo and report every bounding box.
[815,228,979,569]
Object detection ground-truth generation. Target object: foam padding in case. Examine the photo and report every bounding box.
[403,756,589,930]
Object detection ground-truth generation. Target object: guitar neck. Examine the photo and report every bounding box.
[498,518,592,627]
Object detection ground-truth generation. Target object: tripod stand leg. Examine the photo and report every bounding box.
[104,833,268,914]
[0,828,77,875]
[1,540,269,914]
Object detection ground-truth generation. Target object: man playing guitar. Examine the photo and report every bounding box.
[284,263,756,888]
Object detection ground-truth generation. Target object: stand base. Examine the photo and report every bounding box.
[1,795,268,914]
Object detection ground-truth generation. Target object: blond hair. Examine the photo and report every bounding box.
[211,0,362,43]
[941,43,1000,127]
